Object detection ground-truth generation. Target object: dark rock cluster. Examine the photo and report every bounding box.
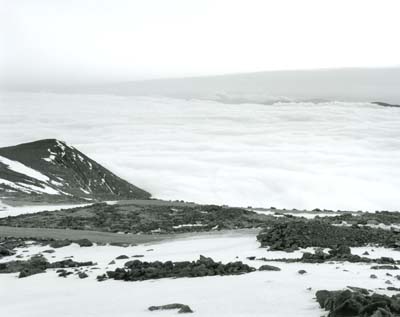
[316,289,400,317]
[257,220,400,250]
[301,246,397,265]
[330,211,400,229]
[0,254,95,278]
[101,255,256,282]
[257,245,399,266]
[258,264,281,271]
[148,303,193,314]
[0,245,15,258]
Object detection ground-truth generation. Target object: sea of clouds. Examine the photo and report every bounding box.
[1,92,400,211]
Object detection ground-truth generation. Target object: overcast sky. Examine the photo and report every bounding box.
[1,0,400,87]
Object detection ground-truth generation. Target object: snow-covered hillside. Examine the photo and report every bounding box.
[0,139,150,204]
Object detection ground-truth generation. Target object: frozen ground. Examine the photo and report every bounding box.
[1,92,400,211]
[0,202,91,218]
[1,232,400,317]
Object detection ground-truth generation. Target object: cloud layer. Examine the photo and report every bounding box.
[1,92,400,211]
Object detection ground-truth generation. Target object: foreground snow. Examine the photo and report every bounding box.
[1,232,399,317]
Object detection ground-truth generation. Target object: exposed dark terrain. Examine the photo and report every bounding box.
[0,202,272,234]
[2,200,400,254]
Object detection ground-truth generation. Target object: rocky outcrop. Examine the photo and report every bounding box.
[257,220,399,250]
[316,289,400,317]
[0,254,95,278]
[148,303,193,313]
[258,264,281,271]
[102,255,256,282]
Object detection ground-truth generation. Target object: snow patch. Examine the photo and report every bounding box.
[172,223,205,229]
[16,182,59,195]
[0,155,50,182]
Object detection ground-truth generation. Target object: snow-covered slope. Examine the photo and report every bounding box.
[0,139,150,204]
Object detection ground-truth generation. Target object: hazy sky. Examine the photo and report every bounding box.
[1,0,400,86]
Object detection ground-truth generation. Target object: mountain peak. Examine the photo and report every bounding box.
[0,139,150,204]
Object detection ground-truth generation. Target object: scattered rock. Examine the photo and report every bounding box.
[258,264,281,271]
[74,239,93,247]
[0,255,94,278]
[0,254,48,278]
[0,246,15,257]
[97,274,107,282]
[371,265,399,270]
[298,270,307,275]
[78,272,88,279]
[148,303,193,314]
[370,274,378,279]
[49,259,95,269]
[49,240,72,248]
[58,270,73,278]
[116,255,129,260]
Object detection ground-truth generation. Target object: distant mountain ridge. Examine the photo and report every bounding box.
[69,67,400,105]
[0,139,150,204]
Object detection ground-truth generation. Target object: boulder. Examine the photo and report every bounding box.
[258,264,281,271]
[74,239,93,247]
[148,303,193,314]
[49,240,72,248]
[78,272,88,279]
